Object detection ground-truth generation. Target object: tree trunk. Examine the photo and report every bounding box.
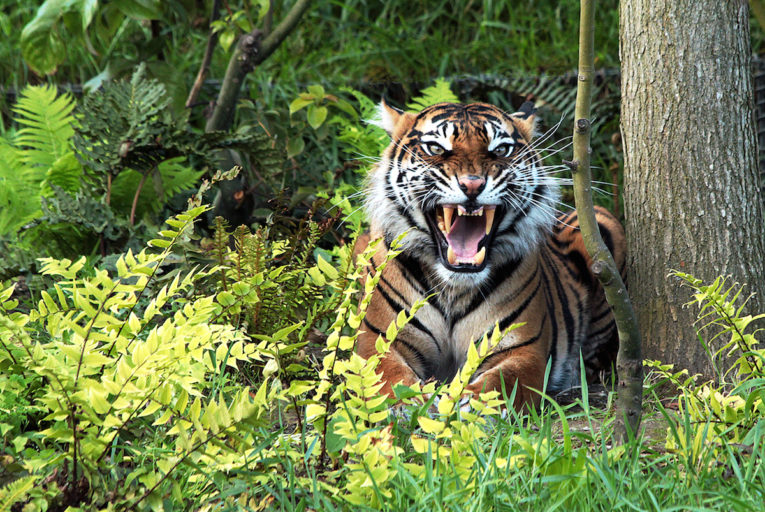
[620,0,765,377]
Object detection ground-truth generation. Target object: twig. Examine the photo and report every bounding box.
[572,0,642,443]
[186,0,223,109]
[129,170,150,226]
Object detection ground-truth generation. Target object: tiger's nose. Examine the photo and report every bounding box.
[458,175,486,199]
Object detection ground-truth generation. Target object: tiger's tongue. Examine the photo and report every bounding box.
[445,215,484,259]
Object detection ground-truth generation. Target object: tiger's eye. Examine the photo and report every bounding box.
[491,143,514,157]
[426,142,446,156]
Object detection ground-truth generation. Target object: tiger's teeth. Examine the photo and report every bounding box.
[474,247,486,266]
[457,205,484,217]
[443,206,454,232]
[485,208,495,235]
[447,246,457,265]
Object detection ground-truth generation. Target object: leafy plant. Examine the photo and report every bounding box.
[646,273,765,467]
[73,64,266,224]
[0,475,36,511]
[0,84,80,236]
[20,0,163,76]
[0,67,283,282]
[0,205,272,510]
[405,78,460,111]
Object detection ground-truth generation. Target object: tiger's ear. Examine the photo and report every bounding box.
[511,101,538,141]
[369,98,415,140]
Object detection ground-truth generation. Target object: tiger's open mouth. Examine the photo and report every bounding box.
[426,204,500,272]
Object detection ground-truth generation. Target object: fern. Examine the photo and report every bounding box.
[0,476,36,512]
[406,78,460,111]
[73,64,174,184]
[645,273,765,466]
[0,142,40,236]
[12,84,76,170]
[0,85,81,236]
[109,157,205,217]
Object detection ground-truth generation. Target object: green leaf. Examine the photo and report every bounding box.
[0,475,36,510]
[115,0,161,19]
[79,0,99,30]
[418,416,445,434]
[287,137,305,158]
[20,0,69,75]
[385,321,398,342]
[289,96,313,114]
[407,78,459,112]
[316,255,339,280]
[306,105,328,130]
[217,291,236,307]
[307,85,325,98]
[219,29,235,53]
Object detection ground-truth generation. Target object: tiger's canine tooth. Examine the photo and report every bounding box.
[443,206,454,232]
[485,208,495,235]
[447,246,457,265]
[474,246,486,266]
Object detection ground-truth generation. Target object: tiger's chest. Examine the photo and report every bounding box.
[369,248,585,389]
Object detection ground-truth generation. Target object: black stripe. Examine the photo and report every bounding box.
[544,242,580,281]
[590,303,613,323]
[498,278,542,331]
[380,275,411,308]
[478,320,545,370]
[469,263,538,339]
[550,235,571,249]
[589,319,616,340]
[395,254,431,296]
[394,254,446,316]
[386,189,418,229]
[541,250,577,358]
[362,319,430,379]
[568,280,587,353]
[362,318,384,337]
[598,222,614,255]
[451,257,524,328]
[538,259,559,363]
[375,284,442,354]
[546,242,593,289]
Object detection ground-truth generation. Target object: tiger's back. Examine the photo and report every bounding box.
[356,101,626,409]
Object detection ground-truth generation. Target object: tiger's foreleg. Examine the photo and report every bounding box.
[465,344,547,411]
[357,329,421,398]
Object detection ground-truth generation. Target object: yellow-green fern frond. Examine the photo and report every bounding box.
[406,78,460,111]
[0,475,36,512]
[12,84,76,170]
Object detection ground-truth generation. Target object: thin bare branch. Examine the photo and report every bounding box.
[186,0,223,109]
[573,0,642,442]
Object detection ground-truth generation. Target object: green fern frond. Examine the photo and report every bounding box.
[0,140,42,235]
[0,475,36,512]
[12,85,76,169]
[74,64,173,181]
[407,78,460,111]
[44,151,83,194]
[109,157,204,217]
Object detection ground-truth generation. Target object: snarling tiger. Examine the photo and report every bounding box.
[355,100,626,410]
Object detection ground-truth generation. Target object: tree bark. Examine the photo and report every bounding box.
[573,0,642,441]
[620,1,765,377]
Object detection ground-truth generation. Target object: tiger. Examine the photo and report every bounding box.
[354,100,626,411]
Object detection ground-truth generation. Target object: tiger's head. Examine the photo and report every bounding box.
[366,101,561,285]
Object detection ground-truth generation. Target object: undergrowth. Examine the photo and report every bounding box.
[0,195,764,510]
